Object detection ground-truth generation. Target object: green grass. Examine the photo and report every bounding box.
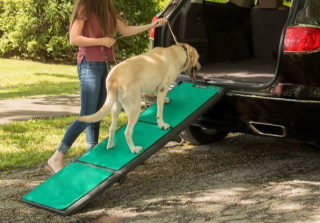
[0,58,79,99]
[0,114,128,170]
[0,58,129,170]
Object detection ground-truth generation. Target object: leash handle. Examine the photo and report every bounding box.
[115,35,126,40]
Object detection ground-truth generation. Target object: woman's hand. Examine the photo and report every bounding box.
[116,17,168,37]
[70,19,116,47]
[101,37,116,48]
[152,18,168,28]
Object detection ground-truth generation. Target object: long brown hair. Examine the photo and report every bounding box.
[70,0,123,37]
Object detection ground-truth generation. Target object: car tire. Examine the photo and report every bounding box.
[180,125,229,145]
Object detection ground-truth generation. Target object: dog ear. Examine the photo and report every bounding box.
[188,49,198,67]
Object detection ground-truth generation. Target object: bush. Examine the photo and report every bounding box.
[0,0,164,63]
[115,0,164,61]
[0,0,74,62]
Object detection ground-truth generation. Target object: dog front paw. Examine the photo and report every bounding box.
[131,146,142,153]
[158,122,170,130]
[107,141,115,149]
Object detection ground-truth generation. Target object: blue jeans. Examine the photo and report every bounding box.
[57,58,108,154]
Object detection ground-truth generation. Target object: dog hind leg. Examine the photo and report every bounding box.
[122,98,142,153]
[107,100,122,149]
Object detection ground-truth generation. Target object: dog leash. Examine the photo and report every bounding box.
[166,21,195,81]
[166,21,179,45]
[115,20,178,43]
[108,20,179,65]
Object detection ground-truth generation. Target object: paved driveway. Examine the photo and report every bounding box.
[0,95,80,124]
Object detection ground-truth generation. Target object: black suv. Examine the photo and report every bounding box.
[149,0,320,147]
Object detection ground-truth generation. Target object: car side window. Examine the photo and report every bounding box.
[254,0,291,7]
[204,0,229,3]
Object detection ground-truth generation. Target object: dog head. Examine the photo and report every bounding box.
[179,43,201,82]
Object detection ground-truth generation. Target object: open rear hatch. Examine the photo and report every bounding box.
[151,0,293,90]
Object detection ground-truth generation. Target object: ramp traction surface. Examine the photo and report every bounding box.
[22,162,113,210]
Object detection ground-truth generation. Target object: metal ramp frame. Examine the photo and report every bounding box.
[21,82,224,216]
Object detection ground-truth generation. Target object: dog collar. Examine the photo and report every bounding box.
[179,44,196,82]
[179,45,188,67]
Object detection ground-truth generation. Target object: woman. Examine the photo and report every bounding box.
[46,0,167,173]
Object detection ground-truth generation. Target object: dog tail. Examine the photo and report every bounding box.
[78,85,117,123]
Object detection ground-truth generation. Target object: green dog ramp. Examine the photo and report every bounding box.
[21,82,224,215]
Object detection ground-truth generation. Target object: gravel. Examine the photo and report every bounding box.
[1,133,320,223]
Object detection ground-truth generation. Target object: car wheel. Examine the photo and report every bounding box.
[180,125,229,145]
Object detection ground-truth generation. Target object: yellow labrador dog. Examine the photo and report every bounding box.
[78,43,201,153]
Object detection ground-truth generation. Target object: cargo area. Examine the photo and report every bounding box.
[163,0,290,83]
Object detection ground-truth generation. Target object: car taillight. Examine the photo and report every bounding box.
[284,26,320,52]
[149,15,159,39]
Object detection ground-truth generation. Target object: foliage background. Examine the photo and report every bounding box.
[0,0,167,63]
